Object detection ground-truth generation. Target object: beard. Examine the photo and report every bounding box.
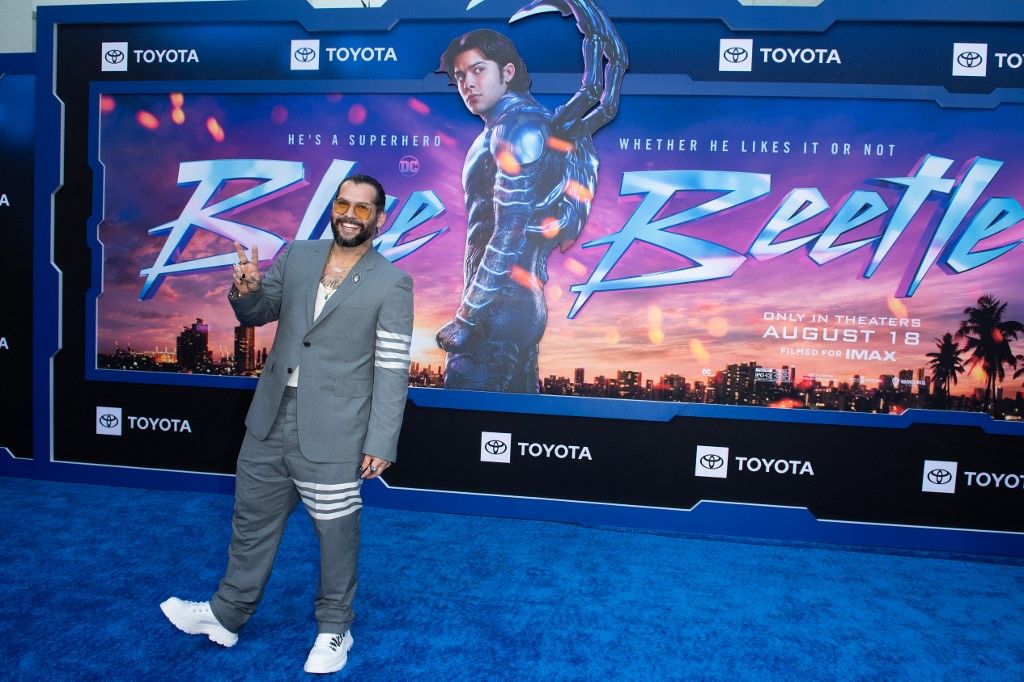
[331,216,374,248]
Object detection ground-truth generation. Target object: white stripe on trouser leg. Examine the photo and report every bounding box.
[292,479,362,520]
[292,480,360,492]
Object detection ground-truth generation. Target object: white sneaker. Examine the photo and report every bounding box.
[303,631,354,674]
[160,597,238,647]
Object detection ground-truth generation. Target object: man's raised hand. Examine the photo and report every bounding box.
[231,242,262,295]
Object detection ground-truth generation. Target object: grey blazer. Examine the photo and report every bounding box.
[229,240,414,463]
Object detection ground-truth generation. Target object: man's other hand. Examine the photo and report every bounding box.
[360,455,392,480]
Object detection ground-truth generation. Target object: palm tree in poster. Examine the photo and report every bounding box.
[955,295,1023,415]
[925,332,965,407]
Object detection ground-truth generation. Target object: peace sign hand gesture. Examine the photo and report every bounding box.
[231,242,262,296]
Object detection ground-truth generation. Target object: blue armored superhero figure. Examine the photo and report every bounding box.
[436,0,627,392]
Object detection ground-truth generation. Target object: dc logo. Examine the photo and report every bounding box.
[927,468,952,485]
[484,439,507,455]
[294,47,316,63]
[700,454,724,470]
[104,49,125,65]
[957,51,983,68]
[98,413,119,429]
[399,155,420,177]
[723,46,748,64]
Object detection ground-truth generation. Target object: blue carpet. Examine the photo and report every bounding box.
[1,475,1022,680]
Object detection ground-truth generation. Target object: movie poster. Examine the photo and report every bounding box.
[94,89,1024,420]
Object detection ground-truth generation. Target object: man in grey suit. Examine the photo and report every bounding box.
[161,174,414,675]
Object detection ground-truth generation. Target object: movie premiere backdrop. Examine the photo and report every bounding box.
[21,0,1024,553]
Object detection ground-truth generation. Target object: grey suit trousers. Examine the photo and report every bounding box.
[211,387,362,635]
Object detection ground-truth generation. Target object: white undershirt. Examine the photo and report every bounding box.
[286,281,336,387]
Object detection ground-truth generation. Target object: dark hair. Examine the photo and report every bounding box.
[438,28,530,93]
[337,174,386,213]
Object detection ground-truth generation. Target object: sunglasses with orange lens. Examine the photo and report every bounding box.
[333,198,375,221]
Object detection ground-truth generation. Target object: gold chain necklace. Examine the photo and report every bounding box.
[320,260,355,297]
[320,245,367,297]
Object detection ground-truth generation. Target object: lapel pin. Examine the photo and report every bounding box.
[353,274,360,283]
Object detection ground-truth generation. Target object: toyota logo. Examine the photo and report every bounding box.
[294,46,317,63]
[484,439,508,455]
[927,468,952,485]
[700,454,724,470]
[98,413,120,428]
[723,46,748,64]
[957,51,983,68]
[104,49,125,65]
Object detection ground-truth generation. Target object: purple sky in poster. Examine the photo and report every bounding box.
[96,91,1024,397]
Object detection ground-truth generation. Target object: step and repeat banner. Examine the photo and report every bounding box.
[27,0,1024,552]
[0,54,35,461]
